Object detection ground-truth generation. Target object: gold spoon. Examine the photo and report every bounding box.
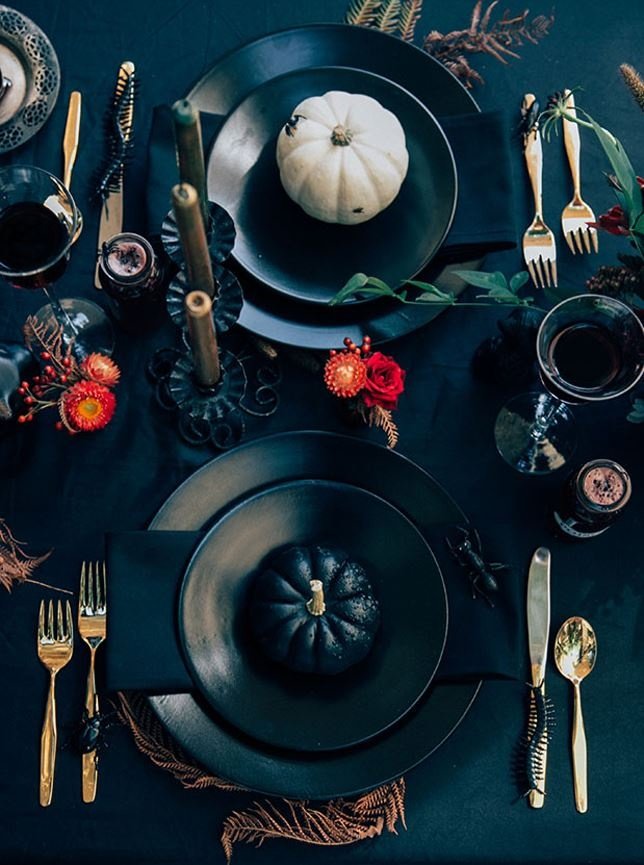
[554,616,597,813]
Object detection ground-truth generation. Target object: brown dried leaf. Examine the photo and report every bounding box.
[344,0,383,26]
[0,519,51,592]
[375,0,402,33]
[398,0,423,41]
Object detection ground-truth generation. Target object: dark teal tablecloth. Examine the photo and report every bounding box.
[0,1,642,863]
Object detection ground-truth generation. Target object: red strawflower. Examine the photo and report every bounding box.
[362,352,406,411]
[324,352,367,398]
[59,381,116,433]
[80,353,121,387]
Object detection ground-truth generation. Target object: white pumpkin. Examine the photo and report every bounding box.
[276,91,409,226]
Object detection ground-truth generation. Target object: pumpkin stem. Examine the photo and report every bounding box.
[306,579,326,616]
[331,124,353,146]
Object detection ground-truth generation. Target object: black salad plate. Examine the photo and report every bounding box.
[149,432,480,799]
[179,480,448,753]
[186,24,480,349]
[208,65,456,306]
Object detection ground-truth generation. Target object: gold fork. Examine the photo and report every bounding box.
[522,93,558,289]
[78,561,107,803]
[37,599,74,807]
[561,89,598,255]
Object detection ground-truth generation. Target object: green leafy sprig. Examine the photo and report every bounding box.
[330,269,547,309]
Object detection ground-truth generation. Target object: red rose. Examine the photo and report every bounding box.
[362,352,406,410]
[589,204,630,236]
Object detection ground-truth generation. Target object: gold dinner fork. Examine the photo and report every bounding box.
[522,93,558,289]
[37,599,74,807]
[561,89,598,255]
[78,560,107,803]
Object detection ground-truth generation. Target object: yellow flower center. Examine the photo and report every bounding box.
[77,398,102,419]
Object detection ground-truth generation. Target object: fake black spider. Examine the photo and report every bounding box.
[284,114,305,137]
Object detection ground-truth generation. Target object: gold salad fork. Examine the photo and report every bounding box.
[78,561,107,803]
[522,93,558,289]
[37,600,73,807]
[561,89,598,255]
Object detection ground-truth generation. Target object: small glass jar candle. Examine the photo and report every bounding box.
[98,233,166,331]
[553,459,632,539]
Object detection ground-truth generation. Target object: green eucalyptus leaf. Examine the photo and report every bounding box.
[627,398,644,424]
[589,118,640,224]
[510,271,530,293]
[417,291,456,304]
[453,269,508,290]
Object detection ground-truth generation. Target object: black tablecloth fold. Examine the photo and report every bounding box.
[104,528,524,694]
[146,105,517,261]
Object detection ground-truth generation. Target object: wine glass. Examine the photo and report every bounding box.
[0,165,113,358]
[495,294,644,474]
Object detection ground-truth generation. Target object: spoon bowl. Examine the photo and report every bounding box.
[554,616,597,814]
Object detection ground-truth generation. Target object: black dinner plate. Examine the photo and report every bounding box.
[186,24,480,349]
[149,432,480,799]
[208,65,457,305]
[179,480,448,753]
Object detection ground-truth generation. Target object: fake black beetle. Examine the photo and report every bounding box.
[445,526,508,607]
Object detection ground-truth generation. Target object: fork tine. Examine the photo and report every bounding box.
[564,231,576,255]
[591,228,599,253]
[56,601,64,640]
[526,259,539,289]
[65,601,73,642]
[549,258,558,288]
[38,600,45,641]
[101,561,107,610]
[534,257,545,289]
[573,229,585,255]
[80,561,86,608]
[540,258,551,289]
[581,229,591,254]
[88,561,94,610]
[95,560,102,609]
[47,600,54,640]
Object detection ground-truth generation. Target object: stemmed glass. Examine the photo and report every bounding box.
[495,294,644,474]
[0,165,113,358]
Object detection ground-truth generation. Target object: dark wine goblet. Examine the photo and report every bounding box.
[495,294,644,474]
[0,164,113,358]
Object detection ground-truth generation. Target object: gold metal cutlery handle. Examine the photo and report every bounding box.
[528,681,548,809]
[572,682,588,813]
[562,90,581,200]
[63,91,81,191]
[82,649,99,803]
[522,95,543,220]
[39,671,58,807]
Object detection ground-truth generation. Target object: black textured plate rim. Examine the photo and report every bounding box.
[178,477,449,753]
[185,23,481,349]
[207,64,458,305]
[148,431,482,799]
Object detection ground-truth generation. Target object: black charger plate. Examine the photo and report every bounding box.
[149,432,480,799]
[180,480,448,753]
[186,24,480,349]
[208,66,456,305]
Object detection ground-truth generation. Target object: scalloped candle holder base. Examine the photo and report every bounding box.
[161,200,235,267]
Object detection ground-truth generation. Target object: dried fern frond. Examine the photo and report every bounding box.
[344,0,382,26]
[620,63,644,111]
[23,315,79,376]
[398,0,423,41]
[369,405,399,448]
[221,779,406,862]
[375,0,402,33]
[0,519,54,593]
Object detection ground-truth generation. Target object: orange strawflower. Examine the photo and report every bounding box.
[80,353,121,387]
[324,351,367,398]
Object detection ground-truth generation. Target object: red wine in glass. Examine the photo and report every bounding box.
[545,321,623,400]
[0,201,70,289]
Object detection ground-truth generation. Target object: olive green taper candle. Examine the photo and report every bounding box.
[184,290,221,387]
[171,183,215,298]
[172,98,209,226]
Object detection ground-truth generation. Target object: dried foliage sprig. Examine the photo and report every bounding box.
[620,64,644,112]
[0,519,68,594]
[360,403,399,448]
[343,0,554,87]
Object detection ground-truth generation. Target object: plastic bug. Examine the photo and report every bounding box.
[516,683,555,801]
[445,526,507,607]
[75,709,118,755]
[518,94,540,142]
[284,114,305,137]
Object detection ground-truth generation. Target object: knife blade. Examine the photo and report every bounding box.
[94,61,135,288]
[527,546,551,808]
[62,91,81,191]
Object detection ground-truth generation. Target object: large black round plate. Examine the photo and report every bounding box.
[187,24,480,349]
[149,432,480,799]
[180,480,447,752]
[208,66,456,305]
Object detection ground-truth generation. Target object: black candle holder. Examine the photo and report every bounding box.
[148,343,281,450]
[161,200,235,266]
[166,264,243,336]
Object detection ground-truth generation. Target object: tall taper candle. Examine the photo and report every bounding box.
[172,98,209,226]
[185,290,221,387]
[171,183,215,298]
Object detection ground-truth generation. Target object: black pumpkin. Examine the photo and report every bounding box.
[249,545,381,675]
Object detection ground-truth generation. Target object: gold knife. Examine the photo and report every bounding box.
[94,61,135,288]
[63,91,81,190]
[527,547,551,808]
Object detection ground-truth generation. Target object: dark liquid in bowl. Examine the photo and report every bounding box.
[548,323,622,391]
[0,202,69,289]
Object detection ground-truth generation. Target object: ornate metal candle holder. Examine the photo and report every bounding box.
[151,202,280,449]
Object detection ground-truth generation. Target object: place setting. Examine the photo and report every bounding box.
[0,1,642,862]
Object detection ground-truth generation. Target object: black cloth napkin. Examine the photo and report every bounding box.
[104,529,524,694]
[146,105,516,261]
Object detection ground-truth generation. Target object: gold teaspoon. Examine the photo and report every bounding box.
[554,616,597,813]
